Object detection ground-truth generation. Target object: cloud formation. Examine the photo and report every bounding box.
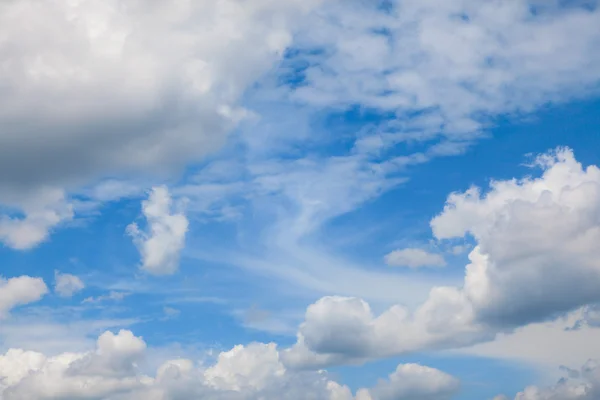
[504,359,600,400]
[0,276,48,319]
[127,186,188,275]
[0,329,459,400]
[0,188,73,250]
[384,248,446,269]
[0,0,324,248]
[284,148,600,368]
[54,271,85,298]
[0,0,321,192]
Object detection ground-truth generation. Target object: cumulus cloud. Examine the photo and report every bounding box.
[127,186,188,275]
[283,148,600,368]
[283,292,487,368]
[0,0,322,192]
[174,0,600,308]
[53,271,85,298]
[0,0,326,249]
[384,248,446,268]
[0,276,48,318]
[0,329,458,400]
[355,364,460,400]
[431,147,600,326]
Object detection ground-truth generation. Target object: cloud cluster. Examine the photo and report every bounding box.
[127,186,188,275]
[175,0,600,305]
[292,0,600,146]
[283,148,600,368]
[0,329,459,400]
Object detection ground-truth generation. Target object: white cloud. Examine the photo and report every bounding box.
[282,293,487,369]
[83,291,129,304]
[431,147,600,326]
[0,0,328,248]
[0,276,48,318]
[53,271,85,298]
[0,188,73,250]
[291,0,600,146]
[0,0,322,193]
[0,329,459,400]
[127,186,188,275]
[450,245,471,255]
[355,364,460,400]
[384,248,446,268]
[177,0,600,309]
[283,148,600,368]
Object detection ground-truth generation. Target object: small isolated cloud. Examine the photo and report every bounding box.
[450,244,471,255]
[0,276,48,318]
[127,186,189,276]
[163,307,180,319]
[82,291,128,304]
[384,248,446,268]
[53,271,85,298]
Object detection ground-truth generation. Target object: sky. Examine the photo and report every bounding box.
[1,0,600,399]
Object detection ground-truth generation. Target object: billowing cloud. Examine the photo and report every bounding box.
[0,0,324,248]
[431,147,600,326]
[0,276,48,318]
[54,271,85,298]
[127,186,188,275]
[284,148,600,368]
[0,329,458,400]
[384,248,446,269]
[0,0,321,193]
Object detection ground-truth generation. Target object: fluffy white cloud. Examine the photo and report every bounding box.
[0,0,321,192]
[0,276,48,318]
[54,271,85,298]
[0,329,458,400]
[284,148,600,368]
[127,186,188,275]
[384,248,446,268]
[0,0,326,248]
[431,147,600,326]
[283,292,488,368]
[355,364,460,400]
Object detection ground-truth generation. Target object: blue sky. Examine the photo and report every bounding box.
[1,1,600,400]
